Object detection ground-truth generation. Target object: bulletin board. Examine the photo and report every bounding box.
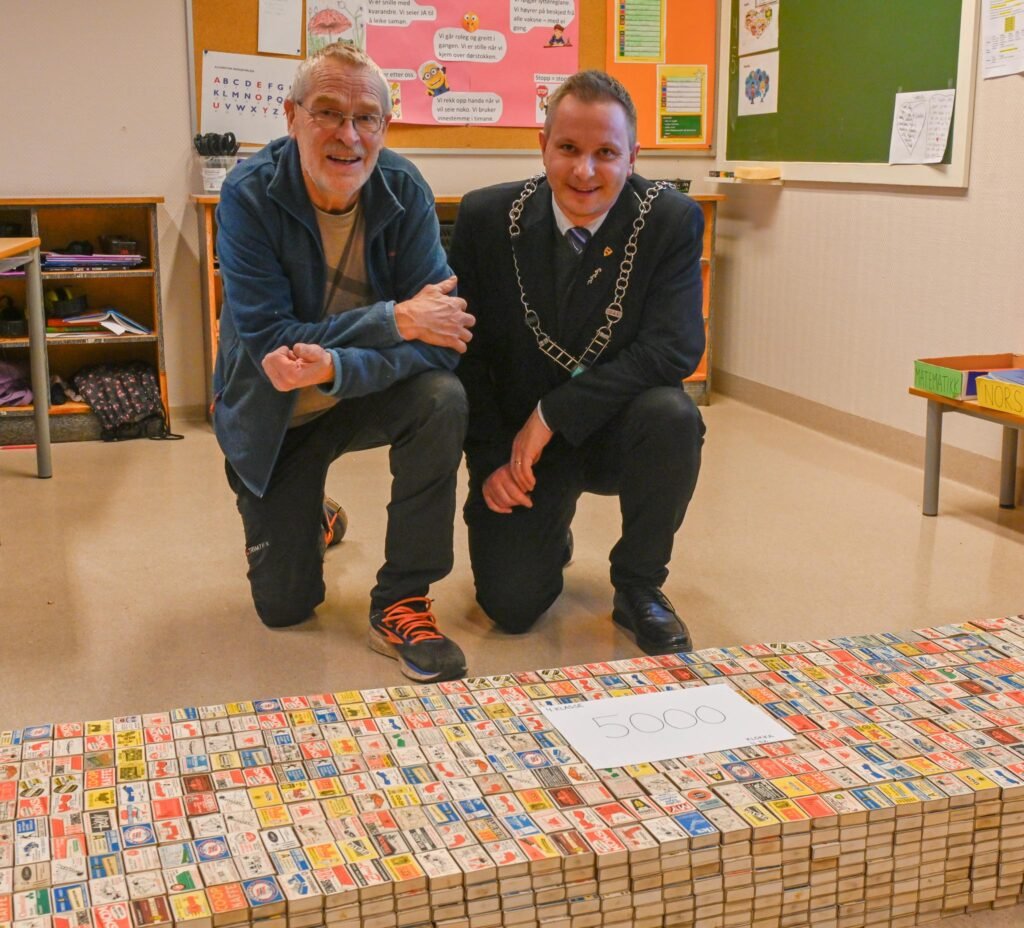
[186,0,716,151]
[604,0,716,150]
[718,0,980,186]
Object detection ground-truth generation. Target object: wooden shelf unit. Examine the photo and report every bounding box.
[192,192,722,415]
[0,197,168,442]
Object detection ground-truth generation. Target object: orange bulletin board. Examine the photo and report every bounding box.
[187,0,714,151]
[605,0,716,149]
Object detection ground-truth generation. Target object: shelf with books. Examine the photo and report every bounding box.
[2,333,158,349]
[0,197,167,442]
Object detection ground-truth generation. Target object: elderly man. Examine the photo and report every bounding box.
[449,70,705,654]
[213,43,474,682]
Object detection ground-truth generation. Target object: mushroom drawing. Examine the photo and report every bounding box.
[308,7,352,42]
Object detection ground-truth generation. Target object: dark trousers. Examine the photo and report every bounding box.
[464,387,704,634]
[226,370,467,628]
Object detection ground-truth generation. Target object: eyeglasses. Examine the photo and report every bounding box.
[296,102,385,135]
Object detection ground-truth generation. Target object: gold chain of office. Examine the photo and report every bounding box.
[507,175,669,376]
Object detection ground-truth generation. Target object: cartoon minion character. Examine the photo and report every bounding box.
[462,12,479,32]
[420,60,450,96]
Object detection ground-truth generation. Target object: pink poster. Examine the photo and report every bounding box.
[365,0,579,127]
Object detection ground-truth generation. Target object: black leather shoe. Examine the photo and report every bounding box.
[612,586,692,655]
[562,529,574,568]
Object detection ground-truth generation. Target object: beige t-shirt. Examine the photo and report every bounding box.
[289,200,373,427]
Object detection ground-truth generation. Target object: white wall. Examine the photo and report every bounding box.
[2,1,1019,466]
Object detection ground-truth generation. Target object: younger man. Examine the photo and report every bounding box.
[449,71,705,654]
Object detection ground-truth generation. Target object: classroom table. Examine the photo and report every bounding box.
[909,387,1022,516]
[0,236,51,477]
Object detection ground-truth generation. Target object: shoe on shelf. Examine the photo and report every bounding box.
[322,496,347,548]
[612,586,692,655]
[369,596,467,683]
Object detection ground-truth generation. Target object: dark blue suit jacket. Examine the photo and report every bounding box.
[449,175,705,478]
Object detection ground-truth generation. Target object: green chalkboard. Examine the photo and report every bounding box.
[721,0,979,186]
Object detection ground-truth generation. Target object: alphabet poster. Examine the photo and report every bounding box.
[200,51,297,145]
[363,0,579,126]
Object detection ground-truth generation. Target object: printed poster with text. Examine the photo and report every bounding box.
[605,0,716,148]
[363,0,580,127]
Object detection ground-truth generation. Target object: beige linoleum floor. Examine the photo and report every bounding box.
[1,395,1022,928]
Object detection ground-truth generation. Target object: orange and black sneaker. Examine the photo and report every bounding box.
[322,496,347,549]
[369,596,467,682]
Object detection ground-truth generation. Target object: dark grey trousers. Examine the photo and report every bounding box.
[464,387,704,633]
[226,370,467,627]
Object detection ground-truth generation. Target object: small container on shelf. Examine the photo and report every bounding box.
[0,294,27,337]
[100,234,140,256]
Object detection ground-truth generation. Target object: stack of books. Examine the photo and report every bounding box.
[41,254,144,270]
[2,616,1024,928]
[47,310,152,338]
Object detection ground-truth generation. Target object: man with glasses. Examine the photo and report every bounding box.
[213,42,474,682]
[449,71,705,654]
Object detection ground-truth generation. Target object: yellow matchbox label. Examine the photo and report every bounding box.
[339,838,378,863]
[954,769,999,791]
[212,752,241,772]
[114,730,143,748]
[766,799,809,822]
[247,785,283,808]
[311,778,345,799]
[84,788,117,810]
[117,764,148,782]
[382,854,425,881]
[320,796,356,819]
[385,785,420,807]
[772,777,814,798]
[256,805,292,828]
[169,891,211,922]
[305,842,344,869]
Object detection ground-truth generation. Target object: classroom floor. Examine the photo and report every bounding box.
[1,395,1023,927]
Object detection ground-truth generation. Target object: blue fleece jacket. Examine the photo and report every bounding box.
[213,136,457,497]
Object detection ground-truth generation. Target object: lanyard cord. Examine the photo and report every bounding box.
[507,176,668,376]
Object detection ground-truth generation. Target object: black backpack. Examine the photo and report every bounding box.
[72,361,183,441]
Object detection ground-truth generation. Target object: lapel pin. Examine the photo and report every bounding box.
[587,268,603,285]
[603,246,613,257]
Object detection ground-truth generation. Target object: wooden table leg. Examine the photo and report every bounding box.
[923,400,943,516]
[999,426,1019,509]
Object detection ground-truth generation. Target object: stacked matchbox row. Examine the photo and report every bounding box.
[4,617,1024,928]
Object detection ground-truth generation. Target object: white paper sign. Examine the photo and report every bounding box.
[983,0,1024,79]
[537,684,795,770]
[738,0,780,57]
[737,50,779,116]
[888,89,955,164]
[258,0,303,56]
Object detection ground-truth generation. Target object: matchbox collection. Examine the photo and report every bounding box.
[3,616,1024,928]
